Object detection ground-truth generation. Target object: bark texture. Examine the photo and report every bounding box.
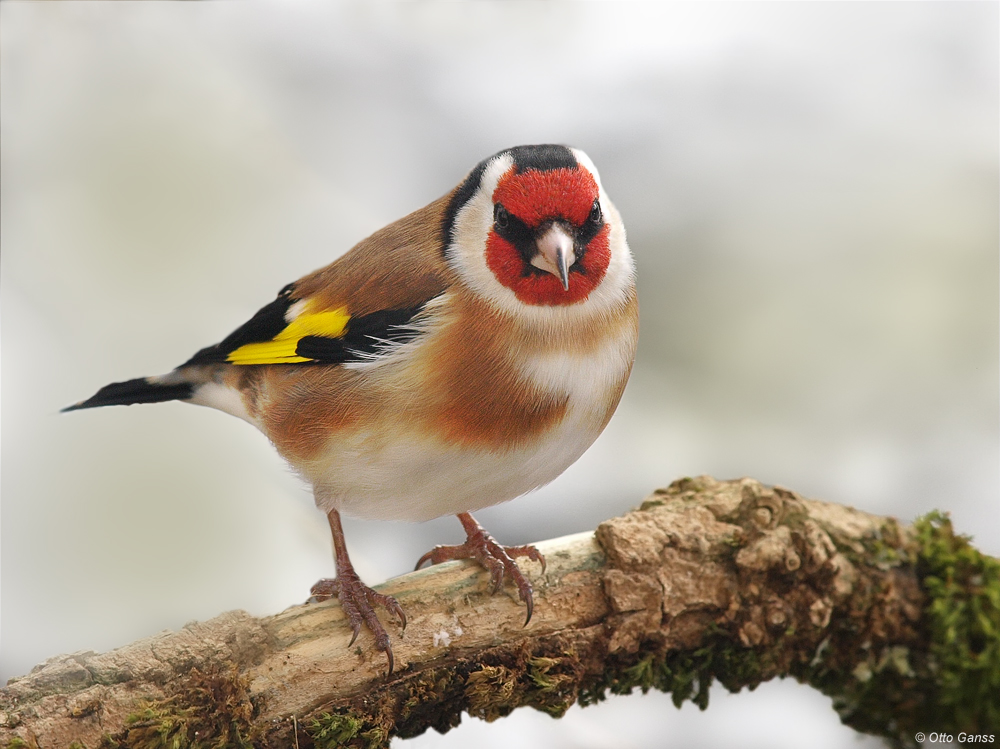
[2,476,998,749]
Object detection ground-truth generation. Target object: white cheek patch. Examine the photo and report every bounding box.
[448,154,514,307]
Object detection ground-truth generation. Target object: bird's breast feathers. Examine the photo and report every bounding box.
[257,289,638,521]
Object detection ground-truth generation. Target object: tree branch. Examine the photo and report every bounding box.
[2,476,997,749]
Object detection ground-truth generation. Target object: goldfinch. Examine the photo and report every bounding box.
[65,144,639,672]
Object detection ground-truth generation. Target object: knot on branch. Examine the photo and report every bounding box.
[595,477,868,657]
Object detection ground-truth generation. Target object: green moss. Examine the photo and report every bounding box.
[915,511,1000,732]
[309,712,363,748]
[821,643,928,744]
[578,629,764,712]
[4,739,29,749]
[393,666,465,739]
[307,709,393,749]
[102,666,254,749]
[122,704,197,749]
[359,726,389,748]
[524,656,578,717]
[852,518,915,572]
[465,665,520,722]
[526,656,562,691]
[805,510,999,746]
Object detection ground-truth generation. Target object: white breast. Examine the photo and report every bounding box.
[519,334,634,413]
[308,331,633,523]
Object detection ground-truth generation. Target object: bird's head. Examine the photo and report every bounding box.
[443,145,634,319]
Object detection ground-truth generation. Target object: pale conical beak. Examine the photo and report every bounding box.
[531,224,576,290]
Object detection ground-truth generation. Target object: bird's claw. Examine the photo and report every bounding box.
[416,532,545,625]
[308,572,406,674]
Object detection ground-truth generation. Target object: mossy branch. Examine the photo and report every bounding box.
[2,477,998,749]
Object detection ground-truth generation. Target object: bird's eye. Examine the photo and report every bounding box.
[494,204,510,230]
[589,200,603,224]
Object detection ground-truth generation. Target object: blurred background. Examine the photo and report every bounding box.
[2,3,997,747]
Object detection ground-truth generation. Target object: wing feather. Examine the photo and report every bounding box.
[179,194,453,369]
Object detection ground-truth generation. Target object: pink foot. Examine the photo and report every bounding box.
[310,570,406,674]
[415,513,545,624]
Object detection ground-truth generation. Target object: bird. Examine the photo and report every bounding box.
[64,144,639,673]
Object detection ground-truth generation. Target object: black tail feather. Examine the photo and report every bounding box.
[62,377,194,412]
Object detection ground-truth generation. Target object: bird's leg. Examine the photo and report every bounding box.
[415,512,546,625]
[309,509,406,674]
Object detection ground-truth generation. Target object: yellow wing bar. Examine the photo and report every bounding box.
[226,307,350,365]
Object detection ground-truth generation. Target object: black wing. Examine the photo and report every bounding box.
[182,285,429,367]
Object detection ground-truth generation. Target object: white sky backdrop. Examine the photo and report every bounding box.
[2,3,997,748]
